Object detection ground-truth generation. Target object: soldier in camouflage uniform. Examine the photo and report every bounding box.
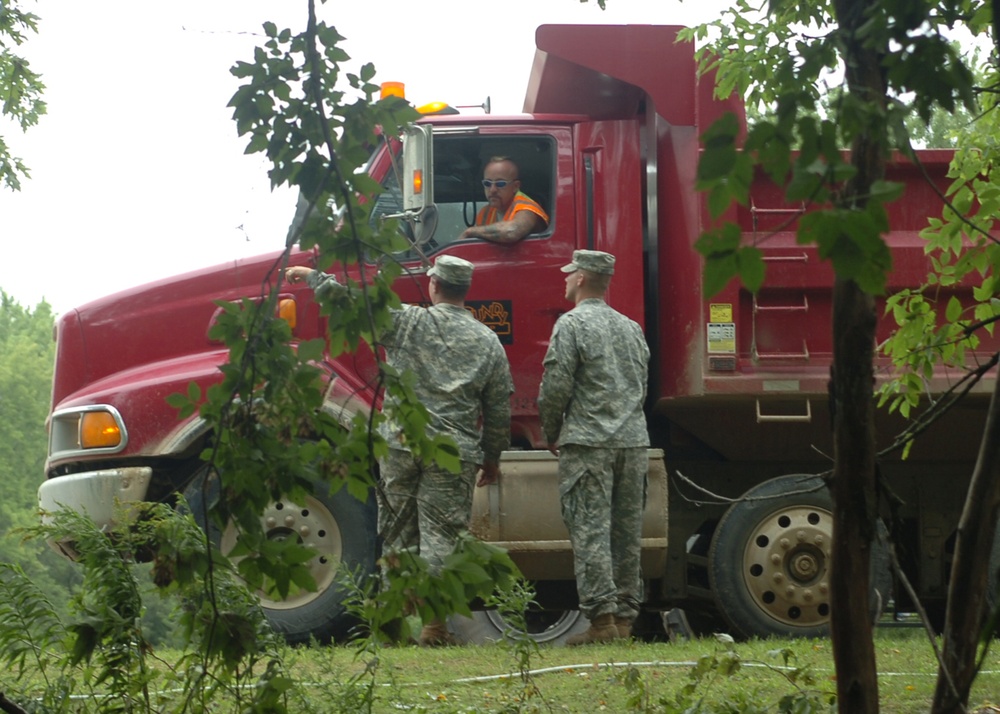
[286,256,513,646]
[537,249,650,645]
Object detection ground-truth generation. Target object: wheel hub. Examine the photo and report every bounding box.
[221,494,344,611]
[741,506,832,627]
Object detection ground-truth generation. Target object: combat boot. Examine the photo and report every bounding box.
[566,613,618,646]
[419,620,457,647]
[614,616,633,639]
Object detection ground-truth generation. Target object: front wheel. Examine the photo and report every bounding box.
[184,469,378,645]
[708,473,890,639]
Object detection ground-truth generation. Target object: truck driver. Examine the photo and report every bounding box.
[459,156,549,244]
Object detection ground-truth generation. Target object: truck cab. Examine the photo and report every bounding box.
[362,115,645,448]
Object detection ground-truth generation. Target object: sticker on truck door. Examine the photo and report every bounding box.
[707,323,736,353]
[708,303,735,354]
[710,303,732,322]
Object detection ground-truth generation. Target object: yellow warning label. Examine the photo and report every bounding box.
[709,303,733,323]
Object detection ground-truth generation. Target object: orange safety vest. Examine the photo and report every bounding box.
[475,191,549,227]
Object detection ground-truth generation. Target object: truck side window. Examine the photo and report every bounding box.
[369,134,555,261]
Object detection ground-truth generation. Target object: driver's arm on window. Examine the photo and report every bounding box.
[460,210,544,244]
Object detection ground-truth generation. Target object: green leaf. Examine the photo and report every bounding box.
[707,183,733,219]
[869,180,904,204]
[431,435,461,473]
[165,392,189,410]
[698,143,737,184]
[737,247,766,293]
[945,295,963,322]
[296,338,325,363]
[289,562,318,592]
[696,223,743,297]
[697,112,741,184]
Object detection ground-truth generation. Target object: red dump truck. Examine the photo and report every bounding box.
[39,24,995,644]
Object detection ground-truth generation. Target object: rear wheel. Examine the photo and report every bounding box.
[450,608,590,646]
[708,473,891,639]
[184,468,377,645]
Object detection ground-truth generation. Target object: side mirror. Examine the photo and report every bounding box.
[402,125,433,210]
[399,125,437,245]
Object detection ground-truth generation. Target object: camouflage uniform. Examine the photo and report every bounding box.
[310,258,513,573]
[537,251,649,622]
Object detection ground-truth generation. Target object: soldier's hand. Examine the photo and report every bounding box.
[284,266,314,284]
[477,461,501,487]
[547,443,560,457]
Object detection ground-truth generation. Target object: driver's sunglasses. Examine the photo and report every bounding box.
[482,179,515,189]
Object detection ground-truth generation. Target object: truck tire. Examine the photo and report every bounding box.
[183,468,378,645]
[449,608,590,646]
[708,473,891,639]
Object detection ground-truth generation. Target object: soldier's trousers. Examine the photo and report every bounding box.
[558,444,647,621]
[377,447,478,574]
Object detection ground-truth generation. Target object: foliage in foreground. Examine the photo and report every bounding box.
[9,503,1000,712]
[0,0,46,191]
[683,0,999,711]
[155,0,475,630]
[5,506,290,713]
[19,535,1000,714]
[5,501,526,713]
[0,502,851,714]
[615,643,836,714]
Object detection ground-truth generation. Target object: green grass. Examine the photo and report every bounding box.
[274,626,1000,713]
[3,626,999,712]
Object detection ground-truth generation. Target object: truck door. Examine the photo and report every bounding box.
[366,126,576,448]
[573,120,645,327]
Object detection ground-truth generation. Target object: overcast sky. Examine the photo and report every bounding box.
[0,0,734,314]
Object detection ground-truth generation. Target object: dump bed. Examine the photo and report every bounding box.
[525,24,994,464]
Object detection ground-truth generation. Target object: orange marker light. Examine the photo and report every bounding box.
[278,298,297,330]
[412,169,423,195]
[380,82,405,100]
[80,411,122,449]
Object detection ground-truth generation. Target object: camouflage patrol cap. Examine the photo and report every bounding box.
[428,255,474,286]
[560,249,616,275]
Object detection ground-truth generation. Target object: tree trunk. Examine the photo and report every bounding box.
[827,2,888,712]
[932,375,1000,713]
[829,277,881,713]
